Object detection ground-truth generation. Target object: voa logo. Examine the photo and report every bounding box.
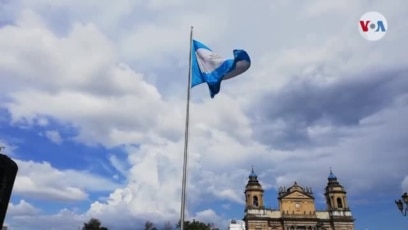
[359,11,387,41]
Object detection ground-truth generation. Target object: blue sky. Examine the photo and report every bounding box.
[0,0,408,229]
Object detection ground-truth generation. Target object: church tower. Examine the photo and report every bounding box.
[244,167,264,210]
[324,169,349,210]
[324,169,355,229]
[242,169,355,230]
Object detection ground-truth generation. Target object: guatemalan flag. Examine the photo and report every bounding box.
[191,40,251,98]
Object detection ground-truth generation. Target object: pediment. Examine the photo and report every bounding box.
[281,190,314,200]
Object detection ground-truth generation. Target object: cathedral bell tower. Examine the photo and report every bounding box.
[244,167,264,210]
[324,169,354,229]
[324,169,349,210]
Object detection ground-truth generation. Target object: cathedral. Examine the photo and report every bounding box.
[241,168,355,230]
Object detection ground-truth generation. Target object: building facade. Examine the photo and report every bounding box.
[228,219,246,230]
[243,169,354,230]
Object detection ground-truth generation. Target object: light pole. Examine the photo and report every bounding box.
[395,192,408,216]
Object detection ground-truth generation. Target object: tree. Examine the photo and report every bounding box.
[144,221,158,230]
[163,221,173,230]
[82,218,108,230]
[176,219,219,230]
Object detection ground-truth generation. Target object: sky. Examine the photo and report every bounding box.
[0,0,407,229]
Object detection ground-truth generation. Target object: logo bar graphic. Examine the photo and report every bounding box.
[359,11,387,41]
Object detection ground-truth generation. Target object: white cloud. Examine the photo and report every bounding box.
[88,142,184,220]
[0,139,17,156]
[193,209,225,227]
[7,208,86,230]
[13,160,121,201]
[44,130,63,144]
[108,154,129,177]
[7,200,41,216]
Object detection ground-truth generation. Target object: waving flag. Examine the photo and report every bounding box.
[179,30,251,230]
[191,40,251,98]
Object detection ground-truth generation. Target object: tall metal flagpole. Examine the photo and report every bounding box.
[180,26,193,230]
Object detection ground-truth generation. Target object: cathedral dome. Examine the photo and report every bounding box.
[328,168,337,180]
[249,167,257,178]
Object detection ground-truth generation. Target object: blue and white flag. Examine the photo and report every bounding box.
[191,40,251,98]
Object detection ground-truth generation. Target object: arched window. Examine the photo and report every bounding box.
[253,195,259,207]
[337,197,343,208]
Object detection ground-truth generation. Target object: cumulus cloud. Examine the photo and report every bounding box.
[193,209,225,227]
[7,208,85,230]
[13,160,121,201]
[7,200,41,216]
[250,68,408,150]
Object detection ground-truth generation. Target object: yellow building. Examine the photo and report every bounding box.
[243,168,354,230]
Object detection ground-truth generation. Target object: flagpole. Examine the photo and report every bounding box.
[180,26,193,230]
